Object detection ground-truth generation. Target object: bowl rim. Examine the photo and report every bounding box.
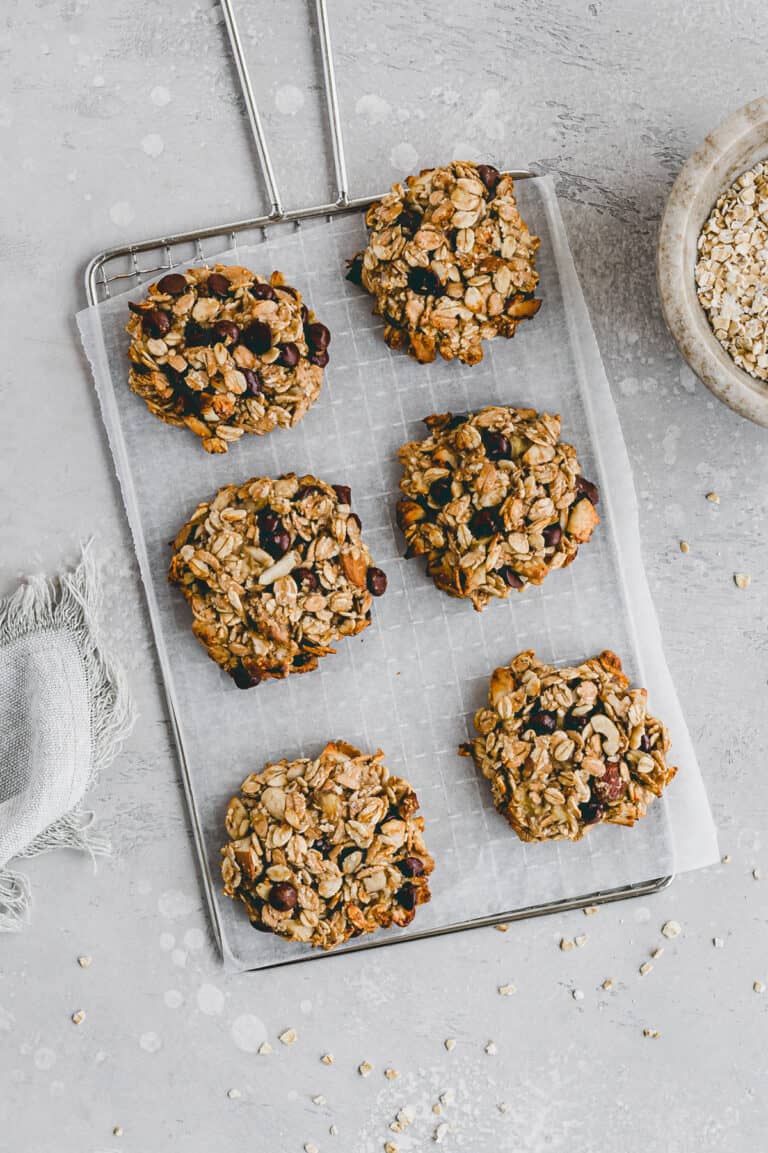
[657,95,768,427]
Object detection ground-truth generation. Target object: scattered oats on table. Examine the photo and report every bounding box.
[221,742,434,949]
[384,1068,400,1081]
[462,649,677,842]
[695,161,768,383]
[572,989,584,1001]
[444,1038,456,1051]
[498,983,517,996]
[485,1040,498,1054]
[358,1061,374,1078]
[258,1041,272,1055]
[71,1009,86,1026]
[396,406,599,610]
[348,161,541,365]
[169,473,386,687]
[574,934,587,948]
[679,540,690,554]
[753,981,765,994]
[706,491,720,504]
[77,955,92,969]
[639,962,654,976]
[661,920,682,939]
[279,1028,298,1045]
[643,1028,661,1039]
[126,265,331,453]
[602,978,615,990]
[734,572,751,589]
[559,937,574,951]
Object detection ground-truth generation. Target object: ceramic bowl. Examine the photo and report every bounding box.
[657,96,768,426]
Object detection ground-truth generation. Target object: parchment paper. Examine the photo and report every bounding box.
[77,176,719,971]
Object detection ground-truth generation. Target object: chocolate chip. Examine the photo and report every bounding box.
[500,566,524,589]
[575,476,599,505]
[398,857,425,877]
[231,664,261,689]
[242,368,261,394]
[293,567,318,591]
[332,485,351,506]
[592,761,627,804]
[398,208,421,233]
[258,510,281,534]
[142,309,171,338]
[395,884,417,910]
[292,653,315,668]
[366,567,387,596]
[640,733,651,753]
[264,529,291,558]
[313,837,332,856]
[481,430,511,460]
[542,523,562,548]
[408,267,441,296]
[128,301,145,316]
[277,342,300,368]
[306,322,331,351]
[157,272,188,296]
[477,164,501,194]
[269,882,298,911]
[527,710,557,735]
[579,798,606,825]
[310,350,329,368]
[295,484,323,500]
[301,304,309,323]
[445,411,470,429]
[430,477,454,506]
[346,254,364,286]
[250,281,277,301]
[207,272,231,297]
[185,321,213,347]
[565,709,591,731]
[212,320,240,344]
[470,507,501,538]
[242,321,272,355]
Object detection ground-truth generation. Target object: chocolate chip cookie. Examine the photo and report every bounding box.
[221,741,434,949]
[127,265,330,453]
[169,474,387,686]
[347,161,540,365]
[461,650,677,843]
[396,407,599,610]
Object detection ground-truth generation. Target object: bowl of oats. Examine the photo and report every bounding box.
[657,95,768,426]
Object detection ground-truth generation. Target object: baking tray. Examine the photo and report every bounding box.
[77,0,718,970]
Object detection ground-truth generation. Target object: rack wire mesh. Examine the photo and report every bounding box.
[83,0,672,967]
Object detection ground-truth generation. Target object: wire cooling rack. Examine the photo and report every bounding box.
[83,0,672,968]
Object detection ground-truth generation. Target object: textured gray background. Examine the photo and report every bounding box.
[1,1,766,1150]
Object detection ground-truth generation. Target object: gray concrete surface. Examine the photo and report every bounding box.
[1,1,766,1150]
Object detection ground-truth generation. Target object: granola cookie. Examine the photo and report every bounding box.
[347,161,541,365]
[396,407,599,610]
[127,265,330,453]
[169,474,387,686]
[461,650,677,843]
[221,741,434,949]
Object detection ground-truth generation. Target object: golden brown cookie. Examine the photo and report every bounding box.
[396,406,599,610]
[348,161,540,365]
[169,474,387,686]
[461,650,677,842]
[127,265,330,453]
[221,741,434,949]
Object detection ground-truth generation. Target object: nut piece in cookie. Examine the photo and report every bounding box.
[169,474,386,685]
[127,265,331,453]
[348,160,541,365]
[396,406,599,610]
[221,741,435,949]
[461,650,677,842]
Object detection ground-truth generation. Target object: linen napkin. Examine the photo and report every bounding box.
[0,543,135,929]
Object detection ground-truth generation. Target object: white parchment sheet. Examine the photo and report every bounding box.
[78,176,718,970]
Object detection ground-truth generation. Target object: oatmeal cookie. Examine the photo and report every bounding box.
[169,474,387,686]
[127,265,330,453]
[221,741,434,949]
[461,650,677,842]
[347,161,541,365]
[396,406,599,610]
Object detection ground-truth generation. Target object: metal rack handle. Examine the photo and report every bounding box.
[220,0,350,215]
